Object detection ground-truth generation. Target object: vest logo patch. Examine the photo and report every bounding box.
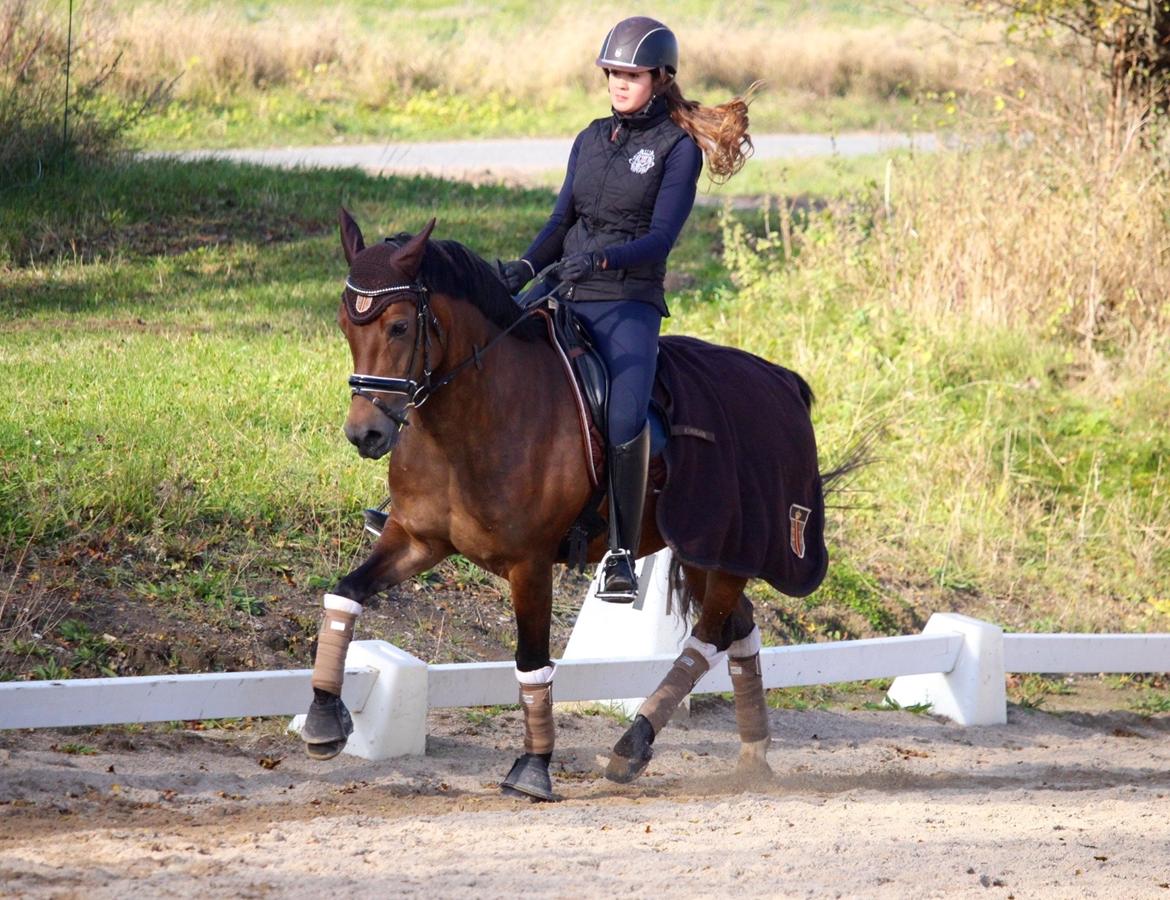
[629,148,655,174]
[789,504,811,559]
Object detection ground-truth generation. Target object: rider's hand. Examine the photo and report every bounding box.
[498,259,535,294]
[559,252,603,283]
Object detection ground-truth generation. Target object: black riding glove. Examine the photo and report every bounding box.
[558,252,603,283]
[498,259,535,294]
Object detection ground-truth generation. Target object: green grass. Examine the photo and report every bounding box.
[4,135,1170,644]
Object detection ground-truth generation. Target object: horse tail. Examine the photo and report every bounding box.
[821,423,881,503]
[666,553,697,625]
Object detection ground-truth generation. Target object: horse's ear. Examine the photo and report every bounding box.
[392,217,437,278]
[339,207,365,266]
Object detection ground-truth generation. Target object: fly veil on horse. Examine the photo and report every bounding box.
[301,211,830,799]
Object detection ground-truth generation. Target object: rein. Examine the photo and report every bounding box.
[347,272,563,432]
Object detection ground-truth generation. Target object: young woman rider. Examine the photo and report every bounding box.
[500,16,756,602]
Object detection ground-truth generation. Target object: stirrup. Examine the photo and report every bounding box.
[596,550,638,603]
[363,507,389,538]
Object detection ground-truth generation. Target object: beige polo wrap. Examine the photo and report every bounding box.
[637,640,718,734]
[311,594,362,696]
[517,664,556,756]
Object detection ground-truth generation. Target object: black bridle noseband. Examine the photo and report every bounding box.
[346,273,558,434]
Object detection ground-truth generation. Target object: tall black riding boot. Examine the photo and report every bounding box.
[597,423,651,603]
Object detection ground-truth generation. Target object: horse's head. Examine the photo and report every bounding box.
[337,209,439,459]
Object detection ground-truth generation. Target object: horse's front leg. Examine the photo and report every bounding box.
[499,558,558,802]
[301,520,448,760]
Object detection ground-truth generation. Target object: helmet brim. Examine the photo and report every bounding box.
[596,58,654,73]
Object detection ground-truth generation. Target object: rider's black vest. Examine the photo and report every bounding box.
[562,98,692,313]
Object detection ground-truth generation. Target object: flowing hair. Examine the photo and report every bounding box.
[660,79,762,183]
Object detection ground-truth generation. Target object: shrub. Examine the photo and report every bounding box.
[0,0,165,186]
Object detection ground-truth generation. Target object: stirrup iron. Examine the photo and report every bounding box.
[596,549,638,603]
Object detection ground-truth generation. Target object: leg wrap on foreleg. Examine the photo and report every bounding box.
[501,665,557,801]
[727,626,769,744]
[638,638,720,733]
[310,594,362,696]
[518,666,556,756]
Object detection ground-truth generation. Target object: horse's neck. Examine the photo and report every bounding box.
[417,306,566,448]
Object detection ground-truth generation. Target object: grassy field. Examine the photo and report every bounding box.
[3,2,1168,687]
[4,130,1169,674]
[36,0,994,147]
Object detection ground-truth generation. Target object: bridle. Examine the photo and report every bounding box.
[346,274,556,434]
[345,278,440,429]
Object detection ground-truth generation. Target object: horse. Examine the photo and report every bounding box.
[300,210,831,801]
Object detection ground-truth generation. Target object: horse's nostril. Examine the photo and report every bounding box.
[363,430,385,451]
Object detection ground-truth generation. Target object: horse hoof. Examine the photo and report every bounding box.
[736,737,773,777]
[500,753,555,802]
[304,738,348,761]
[300,691,354,756]
[605,715,655,784]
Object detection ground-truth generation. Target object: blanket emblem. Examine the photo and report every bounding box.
[789,504,811,559]
[629,148,656,174]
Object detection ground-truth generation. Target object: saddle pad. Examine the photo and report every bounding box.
[654,335,828,597]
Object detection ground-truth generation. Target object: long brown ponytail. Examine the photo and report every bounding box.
[661,79,762,183]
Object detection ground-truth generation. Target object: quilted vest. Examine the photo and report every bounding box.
[562,97,692,311]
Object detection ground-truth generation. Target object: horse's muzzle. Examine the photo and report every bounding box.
[344,420,398,459]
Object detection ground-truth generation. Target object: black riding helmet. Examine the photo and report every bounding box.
[595,16,678,76]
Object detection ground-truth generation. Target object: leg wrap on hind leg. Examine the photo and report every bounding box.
[728,627,770,744]
[310,594,362,696]
[517,665,556,756]
[638,638,720,733]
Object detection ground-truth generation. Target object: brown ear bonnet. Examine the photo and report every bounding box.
[342,241,423,325]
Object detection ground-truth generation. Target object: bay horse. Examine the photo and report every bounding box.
[301,211,829,800]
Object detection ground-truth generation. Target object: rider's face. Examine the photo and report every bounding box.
[608,69,654,114]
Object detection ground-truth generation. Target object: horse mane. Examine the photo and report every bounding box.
[384,233,545,342]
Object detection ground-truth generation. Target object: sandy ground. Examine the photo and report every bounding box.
[2,697,1169,899]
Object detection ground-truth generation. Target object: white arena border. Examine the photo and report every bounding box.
[2,550,1167,760]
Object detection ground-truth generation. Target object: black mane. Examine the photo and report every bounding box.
[384,233,544,342]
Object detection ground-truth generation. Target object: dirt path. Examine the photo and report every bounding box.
[155,132,941,180]
[3,698,1169,898]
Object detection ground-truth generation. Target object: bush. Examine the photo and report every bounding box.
[0,0,164,186]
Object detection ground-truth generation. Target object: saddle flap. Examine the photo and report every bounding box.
[552,302,610,438]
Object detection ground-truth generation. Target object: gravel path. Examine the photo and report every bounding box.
[153,131,941,179]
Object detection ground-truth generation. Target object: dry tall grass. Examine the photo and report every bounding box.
[77,2,983,107]
[708,71,1170,627]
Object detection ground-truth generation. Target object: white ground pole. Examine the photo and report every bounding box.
[560,548,689,717]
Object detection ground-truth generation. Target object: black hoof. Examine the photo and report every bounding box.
[304,738,348,761]
[301,691,353,760]
[500,753,555,802]
[605,714,655,784]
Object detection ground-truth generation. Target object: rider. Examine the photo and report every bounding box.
[500,16,756,602]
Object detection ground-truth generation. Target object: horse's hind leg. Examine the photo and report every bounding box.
[607,569,754,784]
[723,595,772,775]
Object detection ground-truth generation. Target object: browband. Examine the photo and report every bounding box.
[342,279,425,325]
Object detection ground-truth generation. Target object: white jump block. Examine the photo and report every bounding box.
[289,640,428,760]
[561,549,689,717]
[886,613,1006,725]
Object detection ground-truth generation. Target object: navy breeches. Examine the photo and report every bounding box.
[570,300,662,446]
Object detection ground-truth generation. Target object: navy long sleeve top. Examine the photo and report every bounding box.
[523,131,702,275]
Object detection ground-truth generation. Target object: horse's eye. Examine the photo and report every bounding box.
[388,320,410,338]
